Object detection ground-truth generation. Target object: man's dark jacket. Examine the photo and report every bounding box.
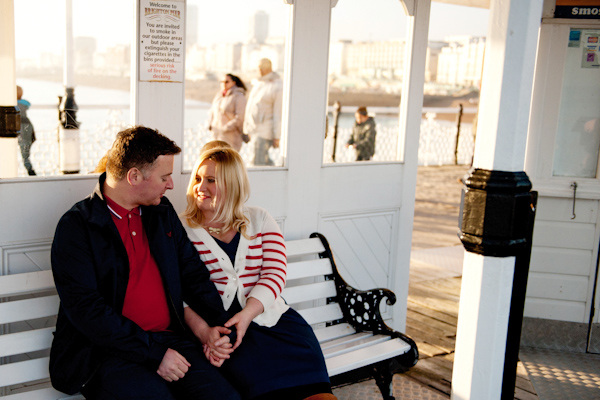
[50,173,228,394]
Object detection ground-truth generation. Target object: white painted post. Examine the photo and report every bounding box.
[0,0,19,179]
[393,0,431,332]
[281,0,332,239]
[132,0,187,210]
[451,1,543,399]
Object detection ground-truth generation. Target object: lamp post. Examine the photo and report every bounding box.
[58,0,80,174]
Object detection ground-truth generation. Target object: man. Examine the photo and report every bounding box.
[243,58,283,166]
[50,126,240,400]
[346,106,377,161]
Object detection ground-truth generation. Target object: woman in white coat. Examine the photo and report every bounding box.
[207,74,248,151]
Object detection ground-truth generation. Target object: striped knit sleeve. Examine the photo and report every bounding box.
[247,213,286,309]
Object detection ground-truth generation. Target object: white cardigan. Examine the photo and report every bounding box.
[185,206,289,327]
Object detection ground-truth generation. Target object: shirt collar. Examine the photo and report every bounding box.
[104,194,142,219]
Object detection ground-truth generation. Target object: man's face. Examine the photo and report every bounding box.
[355,112,366,124]
[136,155,174,206]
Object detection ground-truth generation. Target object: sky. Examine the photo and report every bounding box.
[13,0,489,60]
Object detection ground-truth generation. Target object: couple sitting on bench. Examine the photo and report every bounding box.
[50,126,335,400]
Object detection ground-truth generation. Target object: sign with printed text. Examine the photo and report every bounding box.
[555,0,600,18]
[139,0,184,82]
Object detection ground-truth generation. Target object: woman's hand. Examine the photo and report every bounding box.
[184,306,234,361]
[224,297,264,349]
[203,343,226,367]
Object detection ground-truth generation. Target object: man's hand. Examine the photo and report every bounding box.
[203,343,226,367]
[272,138,280,148]
[201,326,234,360]
[157,348,191,382]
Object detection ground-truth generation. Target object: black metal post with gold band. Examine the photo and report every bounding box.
[0,105,20,138]
[458,168,538,400]
[58,87,80,174]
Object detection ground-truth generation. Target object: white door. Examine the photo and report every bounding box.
[525,21,600,352]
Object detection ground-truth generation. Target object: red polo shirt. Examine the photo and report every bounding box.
[105,195,171,332]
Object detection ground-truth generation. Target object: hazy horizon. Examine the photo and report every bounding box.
[14,0,489,60]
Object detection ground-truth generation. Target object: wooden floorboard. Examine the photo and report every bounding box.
[405,265,539,399]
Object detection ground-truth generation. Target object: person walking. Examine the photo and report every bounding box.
[243,58,283,166]
[346,106,377,161]
[16,85,36,175]
[208,74,248,152]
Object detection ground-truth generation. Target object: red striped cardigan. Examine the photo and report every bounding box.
[184,206,289,327]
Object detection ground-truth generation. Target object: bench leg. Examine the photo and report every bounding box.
[373,362,395,400]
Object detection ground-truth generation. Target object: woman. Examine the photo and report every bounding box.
[207,74,248,151]
[181,143,336,400]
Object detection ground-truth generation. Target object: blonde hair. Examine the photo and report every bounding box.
[201,140,231,152]
[182,146,252,239]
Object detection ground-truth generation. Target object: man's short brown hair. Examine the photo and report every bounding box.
[106,126,181,180]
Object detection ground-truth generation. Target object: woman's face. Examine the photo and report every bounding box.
[193,159,222,215]
[220,75,234,91]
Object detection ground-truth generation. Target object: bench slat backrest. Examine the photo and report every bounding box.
[0,270,58,397]
[283,237,350,332]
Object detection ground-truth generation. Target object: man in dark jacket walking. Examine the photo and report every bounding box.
[346,106,377,161]
[50,126,240,400]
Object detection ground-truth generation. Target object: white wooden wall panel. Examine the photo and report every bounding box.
[0,178,96,245]
[527,197,599,323]
[524,297,586,323]
[534,197,598,224]
[319,211,397,291]
[526,272,589,302]
[1,242,52,275]
[529,247,592,276]
[532,220,596,250]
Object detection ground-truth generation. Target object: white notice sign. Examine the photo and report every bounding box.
[139,0,184,82]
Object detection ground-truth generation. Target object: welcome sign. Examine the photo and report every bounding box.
[555,0,600,18]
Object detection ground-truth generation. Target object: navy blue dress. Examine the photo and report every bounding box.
[213,233,331,400]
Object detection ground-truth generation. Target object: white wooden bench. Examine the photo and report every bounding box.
[0,232,417,400]
[283,233,418,400]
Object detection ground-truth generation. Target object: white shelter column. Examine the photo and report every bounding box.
[451,1,543,399]
[393,0,431,332]
[0,0,19,178]
[132,0,187,209]
[282,0,333,238]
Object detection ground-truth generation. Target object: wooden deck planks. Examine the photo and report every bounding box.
[405,267,539,399]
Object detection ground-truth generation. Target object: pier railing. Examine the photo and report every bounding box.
[15,105,476,177]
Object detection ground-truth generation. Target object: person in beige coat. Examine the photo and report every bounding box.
[208,74,248,152]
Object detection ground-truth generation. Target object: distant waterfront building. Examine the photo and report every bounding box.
[436,36,485,88]
[249,10,269,44]
[425,41,447,83]
[329,39,406,80]
[75,37,96,73]
[187,4,198,48]
[209,43,243,73]
[94,44,130,77]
